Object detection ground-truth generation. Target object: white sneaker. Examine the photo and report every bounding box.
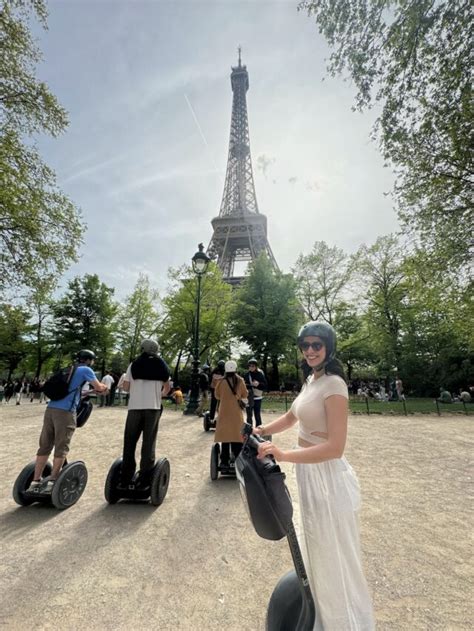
[41,480,55,493]
[27,480,42,492]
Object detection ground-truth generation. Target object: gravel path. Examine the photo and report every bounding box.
[0,404,471,630]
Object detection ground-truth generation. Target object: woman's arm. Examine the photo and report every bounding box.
[258,395,348,463]
[255,409,298,436]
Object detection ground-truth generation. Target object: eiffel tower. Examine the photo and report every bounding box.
[207,49,278,285]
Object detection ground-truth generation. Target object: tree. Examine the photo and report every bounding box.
[0,1,84,291]
[160,262,234,371]
[118,274,161,363]
[293,241,354,323]
[300,0,473,268]
[53,274,118,371]
[231,255,300,388]
[355,235,407,371]
[0,302,30,379]
[25,275,57,377]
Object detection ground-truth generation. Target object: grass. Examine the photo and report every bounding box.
[262,394,473,416]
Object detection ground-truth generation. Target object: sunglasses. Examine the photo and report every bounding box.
[299,341,325,352]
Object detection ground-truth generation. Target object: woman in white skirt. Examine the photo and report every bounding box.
[255,321,375,630]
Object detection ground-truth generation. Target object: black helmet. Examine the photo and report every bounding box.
[248,358,258,366]
[297,321,337,370]
[76,349,96,362]
[217,360,225,368]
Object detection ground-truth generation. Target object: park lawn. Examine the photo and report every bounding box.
[262,395,473,416]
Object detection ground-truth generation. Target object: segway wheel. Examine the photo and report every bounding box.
[210,443,220,480]
[203,412,211,432]
[150,457,170,506]
[76,399,93,428]
[104,457,123,504]
[13,461,52,506]
[51,461,88,510]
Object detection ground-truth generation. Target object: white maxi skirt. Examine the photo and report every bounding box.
[295,456,375,631]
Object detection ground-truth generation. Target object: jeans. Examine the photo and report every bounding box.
[246,398,262,427]
[121,408,162,484]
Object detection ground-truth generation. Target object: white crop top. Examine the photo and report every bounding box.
[290,374,348,444]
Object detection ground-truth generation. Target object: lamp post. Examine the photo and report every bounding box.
[184,243,210,415]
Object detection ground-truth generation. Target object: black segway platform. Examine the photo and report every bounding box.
[104,457,170,506]
[203,411,217,432]
[210,443,238,480]
[235,423,316,631]
[13,460,88,510]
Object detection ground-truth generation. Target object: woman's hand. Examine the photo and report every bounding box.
[252,425,264,436]
[257,441,286,462]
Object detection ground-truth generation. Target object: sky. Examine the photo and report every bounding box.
[33,0,399,300]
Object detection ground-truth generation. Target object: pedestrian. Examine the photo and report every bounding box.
[395,376,405,401]
[243,358,267,427]
[117,372,128,405]
[254,321,375,630]
[119,339,171,488]
[195,365,210,417]
[100,370,115,406]
[27,350,107,493]
[209,360,225,421]
[214,360,248,467]
[14,380,23,405]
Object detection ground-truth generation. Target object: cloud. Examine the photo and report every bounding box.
[256,154,276,178]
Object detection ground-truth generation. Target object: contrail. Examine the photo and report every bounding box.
[184,93,221,173]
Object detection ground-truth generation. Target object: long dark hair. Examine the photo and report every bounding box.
[300,357,346,382]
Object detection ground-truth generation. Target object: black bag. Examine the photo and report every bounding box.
[42,366,76,401]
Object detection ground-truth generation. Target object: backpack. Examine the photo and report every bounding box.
[42,365,77,401]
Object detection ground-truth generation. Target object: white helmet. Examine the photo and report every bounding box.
[225,360,237,373]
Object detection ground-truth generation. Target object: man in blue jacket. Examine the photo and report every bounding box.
[28,349,107,493]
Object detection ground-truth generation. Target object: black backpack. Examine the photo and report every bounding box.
[42,366,77,401]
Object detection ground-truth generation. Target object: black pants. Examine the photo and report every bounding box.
[209,390,218,420]
[220,442,242,465]
[121,408,162,484]
[246,398,263,426]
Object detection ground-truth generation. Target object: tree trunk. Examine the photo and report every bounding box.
[270,355,280,390]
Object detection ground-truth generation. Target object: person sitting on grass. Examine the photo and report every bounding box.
[437,388,453,403]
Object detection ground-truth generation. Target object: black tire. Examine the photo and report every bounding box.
[203,412,211,432]
[150,458,170,507]
[210,443,220,480]
[13,461,53,506]
[104,458,123,504]
[51,461,88,510]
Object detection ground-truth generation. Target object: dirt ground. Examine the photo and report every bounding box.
[0,403,471,630]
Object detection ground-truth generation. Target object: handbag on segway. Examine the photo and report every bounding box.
[235,423,316,631]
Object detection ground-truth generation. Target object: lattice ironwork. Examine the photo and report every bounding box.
[208,50,278,284]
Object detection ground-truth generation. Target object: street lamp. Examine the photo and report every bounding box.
[184,243,211,415]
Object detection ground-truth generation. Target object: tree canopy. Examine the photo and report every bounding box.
[300,0,473,268]
[0,0,84,291]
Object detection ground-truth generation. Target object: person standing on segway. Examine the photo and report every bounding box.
[214,360,248,467]
[28,350,107,493]
[255,322,375,630]
[119,339,171,489]
[243,358,267,428]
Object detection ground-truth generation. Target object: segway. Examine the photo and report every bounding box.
[235,423,316,631]
[210,442,240,480]
[12,395,93,510]
[203,411,217,432]
[104,456,170,506]
[13,459,88,510]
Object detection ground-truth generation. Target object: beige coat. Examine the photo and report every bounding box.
[214,375,248,443]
